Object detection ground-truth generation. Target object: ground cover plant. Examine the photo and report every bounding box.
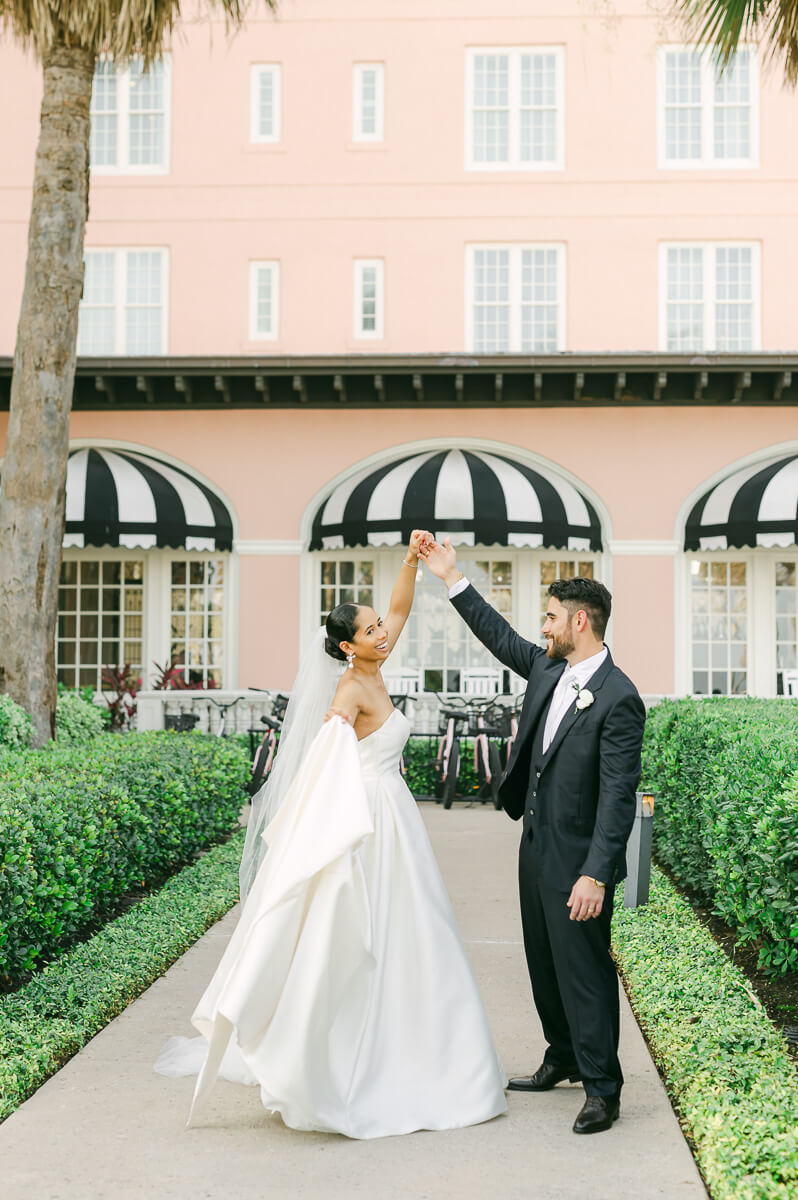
[612,868,798,1200]
[0,732,249,984]
[641,698,798,975]
[0,831,244,1122]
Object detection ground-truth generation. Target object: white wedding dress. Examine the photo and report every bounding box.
[155,709,507,1138]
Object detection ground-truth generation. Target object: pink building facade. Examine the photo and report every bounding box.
[2,0,798,706]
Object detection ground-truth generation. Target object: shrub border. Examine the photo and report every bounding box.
[0,831,244,1122]
[612,866,798,1200]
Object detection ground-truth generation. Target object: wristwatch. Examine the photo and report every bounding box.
[590,878,606,889]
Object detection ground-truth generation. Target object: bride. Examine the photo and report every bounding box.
[155,531,507,1138]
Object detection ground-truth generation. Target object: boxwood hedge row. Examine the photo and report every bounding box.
[0,732,249,982]
[0,831,244,1122]
[641,698,798,974]
[613,868,798,1200]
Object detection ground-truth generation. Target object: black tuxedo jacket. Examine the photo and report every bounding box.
[451,584,646,891]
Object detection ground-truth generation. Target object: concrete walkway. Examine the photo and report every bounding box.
[0,806,706,1200]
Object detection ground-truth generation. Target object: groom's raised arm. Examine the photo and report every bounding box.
[421,538,541,681]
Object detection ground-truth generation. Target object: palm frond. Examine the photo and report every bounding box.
[0,1,275,65]
[676,1,798,85]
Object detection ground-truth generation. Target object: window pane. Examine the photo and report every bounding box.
[714,246,753,351]
[775,560,798,694]
[128,60,166,166]
[355,65,383,139]
[403,554,523,691]
[519,53,558,163]
[520,248,559,351]
[472,248,510,352]
[357,263,380,334]
[664,50,702,161]
[126,251,163,354]
[168,558,225,686]
[253,263,277,337]
[78,253,117,355]
[57,557,144,690]
[471,54,510,163]
[713,51,751,160]
[258,68,277,137]
[691,559,747,695]
[90,61,118,166]
[665,247,704,351]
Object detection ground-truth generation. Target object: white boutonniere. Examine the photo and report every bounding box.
[572,682,595,713]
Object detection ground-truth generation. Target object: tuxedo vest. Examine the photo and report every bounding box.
[523,700,551,838]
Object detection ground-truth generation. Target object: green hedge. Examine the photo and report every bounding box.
[642,698,798,974]
[404,735,491,798]
[0,732,249,982]
[55,692,107,744]
[0,695,33,749]
[613,868,798,1200]
[0,691,109,750]
[0,831,244,1122]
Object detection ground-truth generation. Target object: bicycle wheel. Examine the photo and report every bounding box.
[487,742,502,809]
[246,739,272,796]
[442,740,460,810]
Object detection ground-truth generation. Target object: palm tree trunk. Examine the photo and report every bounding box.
[0,37,94,746]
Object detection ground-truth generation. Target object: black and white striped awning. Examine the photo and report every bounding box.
[685,453,798,550]
[310,449,602,551]
[64,448,234,551]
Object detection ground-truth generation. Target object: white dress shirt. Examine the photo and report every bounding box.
[541,646,607,751]
[448,575,470,600]
[447,575,607,752]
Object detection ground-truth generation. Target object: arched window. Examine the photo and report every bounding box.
[681,448,798,696]
[55,445,236,690]
[307,444,607,694]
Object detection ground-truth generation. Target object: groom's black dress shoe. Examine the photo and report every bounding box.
[507,1062,582,1091]
[572,1094,620,1134]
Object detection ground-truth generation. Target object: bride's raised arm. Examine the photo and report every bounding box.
[383,528,431,651]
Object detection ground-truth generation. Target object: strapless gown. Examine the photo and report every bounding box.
[155,709,507,1138]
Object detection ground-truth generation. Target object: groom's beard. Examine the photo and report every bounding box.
[546,620,575,660]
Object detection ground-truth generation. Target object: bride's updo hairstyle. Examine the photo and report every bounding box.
[325,603,360,662]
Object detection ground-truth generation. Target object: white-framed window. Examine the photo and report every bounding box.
[320,559,375,621]
[90,56,171,174]
[353,64,384,141]
[657,46,757,168]
[250,65,282,143]
[313,548,601,695]
[466,244,565,352]
[78,248,168,355]
[57,557,145,690]
[775,558,798,694]
[354,260,384,338]
[169,558,225,688]
[249,261,280,341]
[539,558,596,632]
[689,558,749,695]
[465,47,564,171]
[659,243,760,352]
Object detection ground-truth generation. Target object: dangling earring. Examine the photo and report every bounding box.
[347,650,355,670]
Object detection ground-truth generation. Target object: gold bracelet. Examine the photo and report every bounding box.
[402,558,416,567]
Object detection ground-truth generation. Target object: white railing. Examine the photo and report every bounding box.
[132,689,743,737]
[135,689,280,735]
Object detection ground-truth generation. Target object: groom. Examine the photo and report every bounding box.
[421,539,645,1135]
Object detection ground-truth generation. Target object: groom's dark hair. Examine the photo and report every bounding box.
[548,577,611,638]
